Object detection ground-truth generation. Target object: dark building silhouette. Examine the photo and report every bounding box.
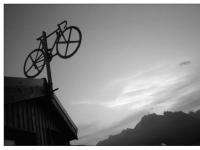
[4,77,78,145]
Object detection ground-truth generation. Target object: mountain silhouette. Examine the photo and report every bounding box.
[97,110,200,146]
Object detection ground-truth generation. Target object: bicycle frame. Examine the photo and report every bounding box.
[37,20,68,59]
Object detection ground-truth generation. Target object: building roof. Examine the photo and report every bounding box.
[5,77,47,103]
[4,76,78,139]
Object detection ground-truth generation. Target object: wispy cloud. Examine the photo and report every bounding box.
[179,60,191,66]
[104,62,200,112]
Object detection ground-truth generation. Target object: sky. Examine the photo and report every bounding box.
[4,4,200,145]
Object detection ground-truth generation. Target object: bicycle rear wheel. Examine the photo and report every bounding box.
[56,26,82,59]
[23,49,45,78]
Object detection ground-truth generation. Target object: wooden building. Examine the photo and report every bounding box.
[4,77,78,145]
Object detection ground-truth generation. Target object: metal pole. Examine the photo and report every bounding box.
[42,31,53,92]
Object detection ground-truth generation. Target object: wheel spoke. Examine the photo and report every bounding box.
[36,53,44,61]
[65,43,69,56]
[58,40,80,44]
[37,64,44,69]
[34,65,40,72]
[36,58,44,63]
[25,64,34,73]
[29,55,35,63]
[35,49,39,60]
[30,55,40,72]
[65,28,72,56]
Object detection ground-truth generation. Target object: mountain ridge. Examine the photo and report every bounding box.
[97,109,200,146]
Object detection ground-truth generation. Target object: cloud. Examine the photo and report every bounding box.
[179,60,191,66]
[106,66,185,108]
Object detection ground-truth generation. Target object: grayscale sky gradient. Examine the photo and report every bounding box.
[4,4,200,145]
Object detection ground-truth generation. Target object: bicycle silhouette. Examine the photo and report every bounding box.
[23,20,82,78]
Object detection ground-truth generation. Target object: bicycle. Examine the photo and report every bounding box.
[23,20,82,78]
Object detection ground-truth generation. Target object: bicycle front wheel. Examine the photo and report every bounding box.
[56,26,82,59]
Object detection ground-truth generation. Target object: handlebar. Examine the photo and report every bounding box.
[36,35,43,41]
